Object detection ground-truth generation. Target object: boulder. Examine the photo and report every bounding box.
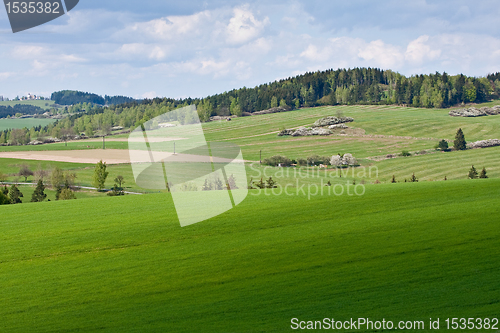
[278,126,332,137]
[329,124,349,129]
[467,139,500,149]
[312,116,354,127]
[449,107,489,117]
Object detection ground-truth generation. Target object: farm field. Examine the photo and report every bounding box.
[0,118,56,131]
[1,103,500,190]
[0,179,499,332]
[0,99,57,110]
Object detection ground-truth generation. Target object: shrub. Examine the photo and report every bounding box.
[263,155,292,167]
[296,158,307,166]
[410,173,418,182]
[401,150,411,157]
[330,153,358,167]
[468,165,478,179]
[59,188,76,200]
[479,167,488,179]
[437,139,449,150]
[391,175,396,183]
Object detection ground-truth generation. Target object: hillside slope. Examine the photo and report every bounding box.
[0,180,499,332]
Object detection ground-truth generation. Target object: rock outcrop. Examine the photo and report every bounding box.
[449,106,500,117]
[278,126,332,137]
[467,139,500,149]
[312,116,354,127]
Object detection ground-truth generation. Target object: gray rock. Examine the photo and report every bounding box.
[329,124,349,129]
[312,116,354,127]
[467,139,500,149]
[449,107,489,117]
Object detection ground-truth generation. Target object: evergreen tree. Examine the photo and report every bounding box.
[92,160,109,191]
[227,174,238,190]
[410,173,418,182]
[468,165,478,179]
[454,128,467,150]
[479,167,488,179]
[391,175,396,183]
[0,190,9,205]
[9,184,23,204]
[31,179,47,202]
[437,139,448,150]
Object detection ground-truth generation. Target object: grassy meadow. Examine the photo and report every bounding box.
[0,99,57,110]
[0,179,499,332]
[1,103,499,332]
[0,118,56,131]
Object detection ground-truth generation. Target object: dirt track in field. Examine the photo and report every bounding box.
[0,149,131,164]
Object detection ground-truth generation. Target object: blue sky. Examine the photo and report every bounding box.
[1,0,500,99]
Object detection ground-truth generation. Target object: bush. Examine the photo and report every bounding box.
[59,188,76,200]
[437,139,449,150]
[262,155,292,167]
[468,165,478,179]
[401,150,411,157]
[410,173,418,182]
[479,167,488,179]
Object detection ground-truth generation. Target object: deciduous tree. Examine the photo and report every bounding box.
[92,160,109,191]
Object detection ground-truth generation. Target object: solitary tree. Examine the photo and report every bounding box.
[31,179,47,202]
[92,160,108,191]
[19,164,34,182]
[468,165,478,179]
[114,175,125,189]
[454,128,467,151]
[479,167,488,179]
[391,175,396,183]
[9,184,23,204]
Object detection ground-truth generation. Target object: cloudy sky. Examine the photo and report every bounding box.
[1,0,500,99]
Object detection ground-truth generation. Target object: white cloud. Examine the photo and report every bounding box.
[358,40,404,68]
[226,6,269,44]
[405,35,441,64]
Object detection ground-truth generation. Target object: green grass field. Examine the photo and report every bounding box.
[0,99,57,110]
[0,118,56,131]
[0,179,498,332]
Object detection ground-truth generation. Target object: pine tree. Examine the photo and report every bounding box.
[9,184,23,204]
[454,128,467,150]
[410,173,418,182]
[391,175,396,183]
[468,165,478,179]
[202,179,211,191]
[0,190,9,205]
[479,167,488,179]
[266,177,278,188]
[214,177,224,190]
[31,179,47,202]
[227,174,238,190]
